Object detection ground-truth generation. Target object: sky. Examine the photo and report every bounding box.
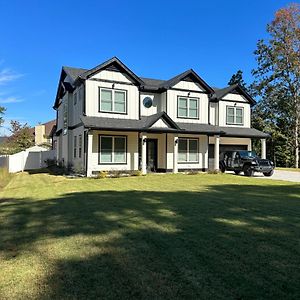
[0,0,294,135]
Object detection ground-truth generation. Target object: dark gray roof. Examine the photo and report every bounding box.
[211,84,256,106]
[219,126,269,138]
[140,77,165,90]
[81,112,268,138]
[63,66,87,81]
[81,113,221,135]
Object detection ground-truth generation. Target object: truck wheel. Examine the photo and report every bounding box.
[234,170,241,175]
[263,170,274,177]
[243,165,254,177]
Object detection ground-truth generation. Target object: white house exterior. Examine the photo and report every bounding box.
[53,57,269,176]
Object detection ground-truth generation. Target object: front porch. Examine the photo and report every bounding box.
[85,130,209,176]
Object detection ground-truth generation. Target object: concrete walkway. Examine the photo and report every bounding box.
[254,170,300,183]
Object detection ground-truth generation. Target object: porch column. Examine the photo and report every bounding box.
[141,134,147,175]
[214,135,220,171]
[248,139,252,151]
[261,138,266,159]
[173,135,178,173]
[86,131,93,177]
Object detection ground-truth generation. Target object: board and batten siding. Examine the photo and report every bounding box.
[88,130,139,172]
[166,134,208,170]
[166,89,209,124]
[85,70,139,119]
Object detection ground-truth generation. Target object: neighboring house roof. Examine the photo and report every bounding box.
[211,84,256,106]
[29,119,56,138]
[63,66,87,81]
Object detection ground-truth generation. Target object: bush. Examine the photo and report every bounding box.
[97,171,108,179]
[131,170,143,176]
[44,158,57,167]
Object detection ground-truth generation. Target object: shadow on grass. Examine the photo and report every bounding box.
[1,184,300,299]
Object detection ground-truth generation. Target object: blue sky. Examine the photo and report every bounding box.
[0,0,293,135]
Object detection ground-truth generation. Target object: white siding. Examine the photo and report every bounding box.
[166,134,208,170]
[140,92,161,116]
[166,89,209,124]
[218,100,251,127]
[222,93,248,102]
[151,119,169,128]
[88,130,139,172]
[172,80,204,92]
[209,102,219,125]
[85,78,139,120]
[209,137,251,147]
[91,70,132,83]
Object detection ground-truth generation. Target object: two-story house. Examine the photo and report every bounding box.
[53,57,269,176]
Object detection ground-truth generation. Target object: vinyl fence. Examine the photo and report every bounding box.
[0,148,56,173]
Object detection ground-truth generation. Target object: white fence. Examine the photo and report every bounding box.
[0,148,56,173]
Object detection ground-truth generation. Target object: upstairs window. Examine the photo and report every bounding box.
[178,138,198,163]
[226,106,244,125]
[99,88,126,114]
[178,97,199,119]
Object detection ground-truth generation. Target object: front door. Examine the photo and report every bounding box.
[146,139,158,172]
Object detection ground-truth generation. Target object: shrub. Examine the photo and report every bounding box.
[97,171,108,179]
[44,158,57,167]
[131,170,143,176]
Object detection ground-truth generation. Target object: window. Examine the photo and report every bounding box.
[99,88,126,113]
[178,138,198,163]
[99,136,126,164]
[178,97,199,119]
[73,136,77,158]
[226,106,244,125]
[74,91,77,105]
[63,102,68,135]
[78,135,82,158]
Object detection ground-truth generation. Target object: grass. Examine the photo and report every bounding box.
[0,172,299,299]
[0,167,13,189]
[277,167,300,172]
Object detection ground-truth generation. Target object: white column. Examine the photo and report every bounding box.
[214,135,220,171]
[261,138,266,159]
[141,134,147,175]
[86,131,93,177]
[173,135,178,173]
[248,139,252,151]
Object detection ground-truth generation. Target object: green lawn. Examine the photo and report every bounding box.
[0,172,299,299]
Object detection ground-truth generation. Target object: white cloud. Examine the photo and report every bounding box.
[0,97,23,104]
[0,68,23,85]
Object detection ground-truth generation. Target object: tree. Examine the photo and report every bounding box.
[0,106,5,128]
[251,3,300,168]
[6,120,34,153]
[228,70,248,90]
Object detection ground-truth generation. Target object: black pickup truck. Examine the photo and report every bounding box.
[219,150,274,177]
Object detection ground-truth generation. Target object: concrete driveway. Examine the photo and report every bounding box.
[227,170,300,183]
[254,170,300,183]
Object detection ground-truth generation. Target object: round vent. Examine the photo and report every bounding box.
[143,96,153,108]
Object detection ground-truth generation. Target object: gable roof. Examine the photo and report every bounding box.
[77,57,144,85]
[160,69,214,93]
[211,84,256,106]
[63,66,87,81]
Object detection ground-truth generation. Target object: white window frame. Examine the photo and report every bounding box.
[99,88,127,114]
[99,135,127,164]
[177,96,199,119]
[226,106,244,125]
[178,138,199,163]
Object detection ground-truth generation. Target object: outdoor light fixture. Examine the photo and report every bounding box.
[112,83,115,89]
[143,138,147,145]
[175,138,178,145]
[187,92,190,96]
